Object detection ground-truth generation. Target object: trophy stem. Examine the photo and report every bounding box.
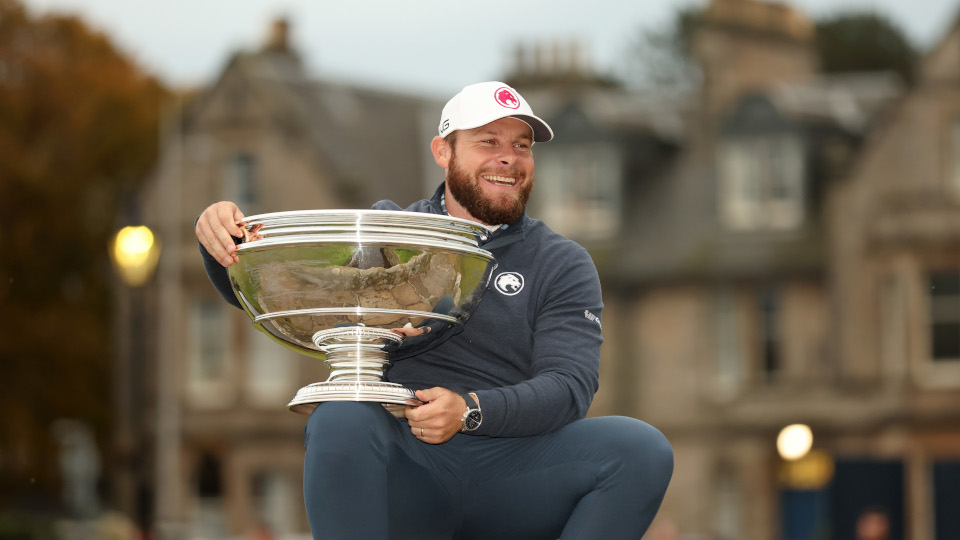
[285,326,418,415]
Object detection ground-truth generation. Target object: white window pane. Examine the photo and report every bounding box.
[188,300,233,407]
[952,120,960,194]
[245,326,296,406]
[222,152,258,212]
[533,144,620,240]
[720,135,804,231]
[190,301,226,382]
[715,287,744,395]
[253,471,296,536]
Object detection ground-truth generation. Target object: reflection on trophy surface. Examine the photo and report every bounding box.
[226,210,497,414]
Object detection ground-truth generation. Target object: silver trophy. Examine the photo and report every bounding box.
[227,210,497,414]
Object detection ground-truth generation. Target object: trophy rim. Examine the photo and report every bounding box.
[241,209,487,233]
[235,232,493,260]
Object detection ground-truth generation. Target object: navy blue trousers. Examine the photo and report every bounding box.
[303,402,673,540]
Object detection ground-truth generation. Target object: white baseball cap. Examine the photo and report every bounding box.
[438,81,554,142]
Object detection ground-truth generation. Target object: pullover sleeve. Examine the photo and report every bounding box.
[469,244,603,437]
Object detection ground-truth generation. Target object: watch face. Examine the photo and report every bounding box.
[464,410,482,431]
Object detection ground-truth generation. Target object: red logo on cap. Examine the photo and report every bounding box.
[495,87,521,109]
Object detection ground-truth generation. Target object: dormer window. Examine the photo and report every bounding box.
[222,152,258,213]
[533,142,621,241]
[718,134,805,231]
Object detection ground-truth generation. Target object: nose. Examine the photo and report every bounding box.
[497,146,521,165]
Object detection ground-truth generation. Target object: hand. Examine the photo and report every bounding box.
[195,201,247,267]
[404,387,467,444]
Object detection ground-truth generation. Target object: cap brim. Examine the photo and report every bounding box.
[510,114,553,143]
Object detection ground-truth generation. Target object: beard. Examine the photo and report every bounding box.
[446,151,532,225]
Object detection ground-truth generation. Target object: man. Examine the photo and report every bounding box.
[855,507,892,540]
[196,81,673,540]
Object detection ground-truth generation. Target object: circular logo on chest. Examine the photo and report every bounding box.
[494,272,525,296]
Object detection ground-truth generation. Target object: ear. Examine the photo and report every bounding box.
[431,136,452,169]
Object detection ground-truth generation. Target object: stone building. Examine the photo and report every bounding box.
[125,1,960,539]
[526,1,960,539]
[130,20,442,538]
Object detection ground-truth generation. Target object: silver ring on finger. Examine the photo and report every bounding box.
[420,427,424,437]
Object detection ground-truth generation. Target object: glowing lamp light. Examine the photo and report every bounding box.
[777,424,813,461]
[110,225,162,287]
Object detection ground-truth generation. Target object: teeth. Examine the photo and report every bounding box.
[483,175,516,185]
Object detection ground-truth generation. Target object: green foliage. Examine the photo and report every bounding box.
[623,7,700,90]
[625,6,918,89]
[0,0,167,505]
[815,12,918,84]
[0,511,57,540]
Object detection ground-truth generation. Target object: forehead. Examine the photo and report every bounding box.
[465,117,533,140]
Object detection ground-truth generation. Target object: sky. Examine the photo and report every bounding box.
[21,0,960,98]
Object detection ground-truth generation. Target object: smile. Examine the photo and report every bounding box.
[482,175,517,186]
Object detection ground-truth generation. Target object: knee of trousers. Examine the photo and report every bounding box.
[304,402,397,457]
[595,417,674,490]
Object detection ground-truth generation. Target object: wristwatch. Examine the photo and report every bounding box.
[460,392,482,432]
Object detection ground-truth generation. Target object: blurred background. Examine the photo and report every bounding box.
[2,0,960,538]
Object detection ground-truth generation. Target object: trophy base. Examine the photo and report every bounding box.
[287,381,422,415]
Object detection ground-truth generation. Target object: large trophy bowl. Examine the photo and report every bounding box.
[227,210,496,414]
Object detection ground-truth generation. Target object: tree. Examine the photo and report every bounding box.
[0,0,167,508]
[621,7,700,91]
[622,7,918,89]
[814,12,918,84]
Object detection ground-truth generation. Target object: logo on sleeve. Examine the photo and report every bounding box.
[584,310,602,329]
[494,272,524,296]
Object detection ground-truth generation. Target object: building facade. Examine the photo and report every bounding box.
[128,2,960,539]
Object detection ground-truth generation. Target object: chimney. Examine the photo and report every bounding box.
[265,18,290,53]
[691,0,817,116]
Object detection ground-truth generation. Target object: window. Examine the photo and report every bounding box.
[715,467,741,540]
[714,287,744,396]
[951,119,960,195]
[191,453,226,539]
[244,325,296,407]
[188,300,232,406]
[879,275,908,378]
[222,152,258,212]
[533,143,621,241]
[253,470,297,537]
[758,287,782,381]
[719,135,805,231]
[934,461,960,539]
[929,270,960,361]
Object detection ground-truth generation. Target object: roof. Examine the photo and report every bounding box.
[208,49,444,207]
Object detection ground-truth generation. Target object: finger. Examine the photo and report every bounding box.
[195,218,230,265]
[218,203,245,238]
[199,220,237,267]
[206,204,244,265]
[404,403,428,423]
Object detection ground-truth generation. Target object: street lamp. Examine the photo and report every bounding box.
[110,226,162,287]
[109,224,161,535]
[777,423,813,461]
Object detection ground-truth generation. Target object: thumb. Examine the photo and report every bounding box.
[416,387,444,403]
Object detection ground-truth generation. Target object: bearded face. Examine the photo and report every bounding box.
[445,140,533,225]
